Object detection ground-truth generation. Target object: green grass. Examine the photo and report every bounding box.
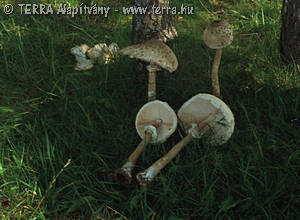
[1,0,300,219]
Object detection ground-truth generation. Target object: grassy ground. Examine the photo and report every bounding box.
[1,0,300,219]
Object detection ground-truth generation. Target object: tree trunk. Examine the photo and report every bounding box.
[131,0,177,78]
[280,0,300,65]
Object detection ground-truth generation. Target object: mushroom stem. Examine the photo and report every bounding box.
[211,48,222,97]
[114,120,162,184]
[136,112,218,187]
[147,64,161,101]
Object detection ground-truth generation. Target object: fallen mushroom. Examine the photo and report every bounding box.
[86,43,120,64]
[114,100,177,184]
[70,44,94,71]
[203,20,233,97]
[136,93,235,186]
[107,43,120,61]
[86,43,108,64]
[119,39,178,101]
[71,43,119,70]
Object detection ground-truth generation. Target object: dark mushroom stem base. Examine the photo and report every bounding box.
[211,48,222,97]
[136,112,218,187]
[136,134,193,187]
[114,119,163,184]
[114,130,153,184]
[147,64,161,101]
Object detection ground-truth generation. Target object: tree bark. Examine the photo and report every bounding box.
[131,0,177,78]
[280,0,300,64]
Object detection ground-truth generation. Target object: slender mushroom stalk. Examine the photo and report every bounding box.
[147,64,161,101]
[136,93,235,186]
[211,48,222,97]
[114,100,177,184]
[136,112,218,187]
[114,120,161,184]
[119,39,178,101]
[203,20,233,97]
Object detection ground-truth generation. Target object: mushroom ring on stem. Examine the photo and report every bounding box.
[119,39,178,101]
[136,93,235,187]
[203,20,233,97]
[114,100,177,184]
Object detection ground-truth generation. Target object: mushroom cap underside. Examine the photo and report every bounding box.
[119,39,178,73]
[177,93,235,146]
[135,100,177,143]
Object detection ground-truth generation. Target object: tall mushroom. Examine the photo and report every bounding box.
[136,93,235,186]
[203,20,233,97]
[114,100,177,184]
[119,39,178,101]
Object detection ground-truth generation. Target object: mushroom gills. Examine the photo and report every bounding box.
[136,93,235,187]
[115,100,177,184]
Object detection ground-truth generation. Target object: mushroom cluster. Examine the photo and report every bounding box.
[136,93,235,186]
[114,39,179,184]
[114,20,235,187]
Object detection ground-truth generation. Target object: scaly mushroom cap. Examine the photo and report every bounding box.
[135,100,177,144]
[119,39,178,72]
[177,93,234,146]
[203,20,233,49]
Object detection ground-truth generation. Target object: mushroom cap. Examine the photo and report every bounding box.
[177,93,234,146]
[203,20,233,49]
[135,100,177,144]
[119,39,178,72]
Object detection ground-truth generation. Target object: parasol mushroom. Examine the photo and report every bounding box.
[136,93,235,186]
[203,20,233,97]
[114,100,177,184]
[119,39,178,101]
